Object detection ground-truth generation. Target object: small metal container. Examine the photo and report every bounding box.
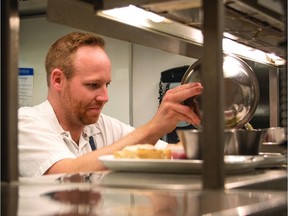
[176,129,235,159]
[225,129,267,155]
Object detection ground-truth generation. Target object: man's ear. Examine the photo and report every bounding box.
[50,69,64,90]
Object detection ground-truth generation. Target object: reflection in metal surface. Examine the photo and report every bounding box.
[44,189,102,215]
[56,172,105,184]
[15,183,287,216]
[14,170,287,215]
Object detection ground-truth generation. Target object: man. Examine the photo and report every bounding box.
[18,32,203,177]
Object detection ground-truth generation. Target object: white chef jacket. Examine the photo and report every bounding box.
[18,100,167,177]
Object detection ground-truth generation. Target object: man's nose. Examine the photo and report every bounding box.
[96,86,109,103]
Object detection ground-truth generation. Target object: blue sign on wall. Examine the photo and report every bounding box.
[18,68,34,107]
[19,68,34,76]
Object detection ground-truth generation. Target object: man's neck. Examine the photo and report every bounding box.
[48,97,84,145]
[69,130,83,145]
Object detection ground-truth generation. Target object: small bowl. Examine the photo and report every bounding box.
[263,127,287,145]
[170,147,187,159]
[176,129,235,159]
[225,129,267,155]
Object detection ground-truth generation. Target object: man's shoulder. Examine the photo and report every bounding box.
[97,113,131,126]
[96,113,134,132]
[18,100,54,118]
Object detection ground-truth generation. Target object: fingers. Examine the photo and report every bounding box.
[157,100,200,128]
[151,83,203,136]
[170,102,201,125]
[163,82,203,104]
[169,82,202,93]
[160,83,203,125]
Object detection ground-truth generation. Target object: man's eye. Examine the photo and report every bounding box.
[86,83,98,89]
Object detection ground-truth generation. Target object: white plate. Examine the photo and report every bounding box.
[258,153,287,168]
[99,155,264,174]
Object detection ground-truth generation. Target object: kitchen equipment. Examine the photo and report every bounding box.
[181,54,260,129]
[225,129,267,155]
[176,129,235,159]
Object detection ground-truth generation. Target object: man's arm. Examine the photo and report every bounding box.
[45,82,203,174]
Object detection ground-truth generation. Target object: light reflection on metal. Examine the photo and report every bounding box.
[97,5,204,45]
[223,38,286,66]
[97,5,285,66]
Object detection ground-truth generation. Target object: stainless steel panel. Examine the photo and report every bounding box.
[269,67,280,127]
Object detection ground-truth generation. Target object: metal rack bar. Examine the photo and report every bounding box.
[1,0,20,182]
[202,0,225,189]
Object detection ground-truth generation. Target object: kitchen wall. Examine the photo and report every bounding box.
[19,16,196,127]
[132,45,196,127]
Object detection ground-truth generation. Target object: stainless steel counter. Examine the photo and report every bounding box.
[2,168,287,215]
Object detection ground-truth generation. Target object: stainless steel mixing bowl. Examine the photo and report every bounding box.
[181,54,260,129]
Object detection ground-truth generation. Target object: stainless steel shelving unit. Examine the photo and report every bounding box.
[44,0,286,188]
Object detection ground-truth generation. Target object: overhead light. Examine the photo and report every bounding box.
[98,5,167,26]
[97,5,203,45]
[97,5,285,66]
